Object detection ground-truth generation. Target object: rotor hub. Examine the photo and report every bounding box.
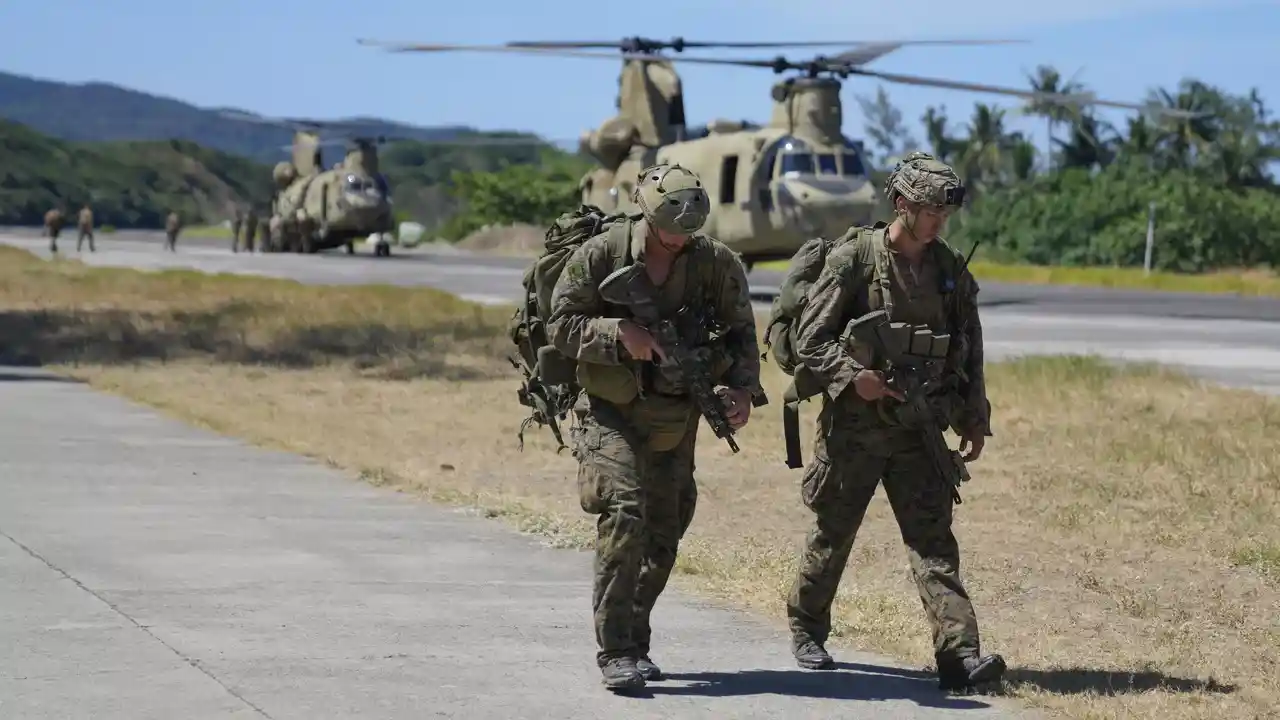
[619,36,686,54]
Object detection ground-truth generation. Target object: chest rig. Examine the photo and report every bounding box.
[850,232,960,427]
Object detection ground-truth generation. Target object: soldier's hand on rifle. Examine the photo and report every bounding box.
[618,320,667,363]
[852,369,905,402]
[719,387,754,429]
[958,431,985,462]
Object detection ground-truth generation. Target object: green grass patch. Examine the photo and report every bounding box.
[183,224,233,238]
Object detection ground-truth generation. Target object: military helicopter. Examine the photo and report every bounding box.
[359,37,1206,269]
[221,110,398,256]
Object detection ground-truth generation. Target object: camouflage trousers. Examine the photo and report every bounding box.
[77,228,94,251]
[571,393,699,667]
[165,231,179,251]
[786,409,982,663]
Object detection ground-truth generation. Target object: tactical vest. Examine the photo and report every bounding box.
[781,226,966,468]
[578,224,730,453]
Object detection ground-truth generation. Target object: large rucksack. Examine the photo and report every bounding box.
[508,204,632,451]
[762,222,967,469]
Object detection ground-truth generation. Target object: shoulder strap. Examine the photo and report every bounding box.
[690,236,722,309]
[869,227,894,319]
[603,217,633,270]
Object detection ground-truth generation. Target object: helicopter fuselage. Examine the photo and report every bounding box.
[273,165,395,251]
[580,125,879,265]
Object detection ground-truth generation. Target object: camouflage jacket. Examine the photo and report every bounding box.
[794,225,991,437]
[546,219,763,400]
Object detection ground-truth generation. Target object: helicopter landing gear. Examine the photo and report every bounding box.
[345,241,355,255]
[373,240,391,258]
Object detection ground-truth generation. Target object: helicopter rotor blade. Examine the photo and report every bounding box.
[356,40,652,61]
[218,109,334,130]
[847,67,1208,118]
[357,39,1206,119]
[503,37,1026,51]
[355,38,1018,63]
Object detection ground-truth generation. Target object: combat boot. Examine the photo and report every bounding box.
[636,655,663,681]
[792,637,835,670]
[599,657,645,691]
[936,653,1007,692]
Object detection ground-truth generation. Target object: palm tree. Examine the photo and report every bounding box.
[920,105,960,164]
[1008,135,1039,181]
[1200,87,1279,187]
[956,104,1021,191]
[1146,79,1220,169]
[1054,112,1119,171]
[1021,64,1086,171]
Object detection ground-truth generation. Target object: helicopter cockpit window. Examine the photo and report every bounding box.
[779,152,815,176]
[770,136,818,177]
[841,152,867,177]
[373,173,390,197]
[817,154,838,175]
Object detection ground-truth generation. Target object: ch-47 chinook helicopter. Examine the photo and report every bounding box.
[220,110,398,256]
[359,37,1206,270]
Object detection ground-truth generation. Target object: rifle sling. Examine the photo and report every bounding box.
[782,380,804,469]
[780,366,824,469]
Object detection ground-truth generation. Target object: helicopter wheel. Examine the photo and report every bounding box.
[345,242,355,255]
[374,242,391,258]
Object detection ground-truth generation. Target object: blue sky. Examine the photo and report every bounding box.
[1,0,1277,162]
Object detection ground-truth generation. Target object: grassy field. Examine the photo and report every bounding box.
[755,258,1280,297]
[3,246,1278,719]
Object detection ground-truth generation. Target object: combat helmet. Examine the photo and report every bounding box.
[883,151,967,208]
[631,163,710,235]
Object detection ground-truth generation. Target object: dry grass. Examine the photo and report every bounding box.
[455,223,546,256]
[4,246,1279,719]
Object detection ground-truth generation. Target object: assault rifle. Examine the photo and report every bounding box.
[844,309,969,504]
[598,265,741,453]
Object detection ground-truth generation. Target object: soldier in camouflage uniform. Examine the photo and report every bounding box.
[547,164,764,691]
[44,208,65,254]
[76,205,95,252]
[784,152,1006,692]
[230,207,245,253]
[164,211,182,251]
[242,207,259,253]
[259,212,276,252]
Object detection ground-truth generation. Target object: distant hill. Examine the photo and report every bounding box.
[0,118,274,227]
[0,70,557,162]
[0,70,593,231]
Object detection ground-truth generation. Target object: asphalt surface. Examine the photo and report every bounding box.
[0,367,1030,719]
[4,229,1278,396]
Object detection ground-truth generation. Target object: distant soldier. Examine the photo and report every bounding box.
[164,211,183,252]
[268,215,284,253]
[230,207,245,253]
[76,205,95,252]
[242,207,259,253]
[44,208,65,253]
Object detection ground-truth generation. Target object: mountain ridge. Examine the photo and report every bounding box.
[0,69,550,161]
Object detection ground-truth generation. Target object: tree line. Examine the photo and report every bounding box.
[449,69,1279,273]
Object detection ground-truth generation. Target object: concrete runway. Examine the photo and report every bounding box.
[3,230,1278,395]
[0,367,1029,719]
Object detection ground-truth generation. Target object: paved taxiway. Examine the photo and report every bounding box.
[2,230,1277,395]
[0,366,1029,719]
